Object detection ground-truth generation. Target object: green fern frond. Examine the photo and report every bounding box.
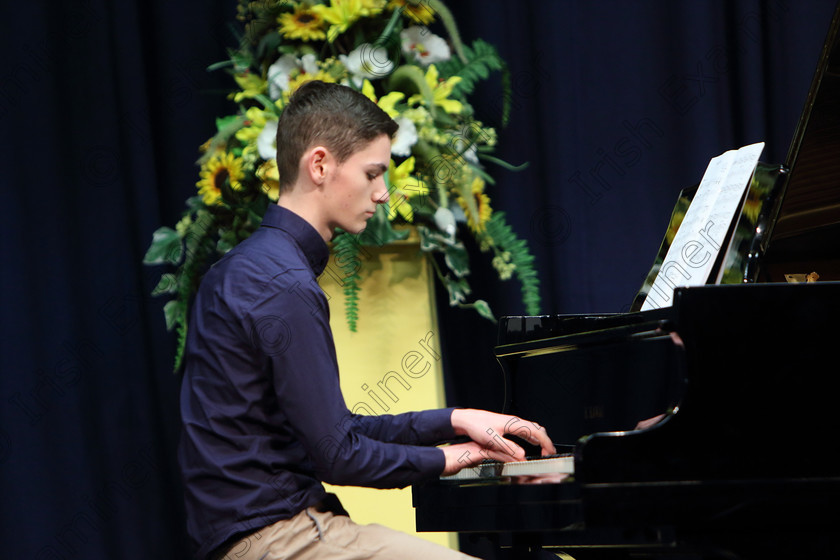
[165,212,220,373]
[173,315,189,373]
[484,212,542,315]
[332,232,363,332]
[437,39,512,125]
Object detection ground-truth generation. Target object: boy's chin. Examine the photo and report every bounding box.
[333,223,367,238]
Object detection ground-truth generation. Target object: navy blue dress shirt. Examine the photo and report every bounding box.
[178,204,455,559]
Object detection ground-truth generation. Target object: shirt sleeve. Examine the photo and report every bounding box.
[348,408,456,446]
[243,268,447,488]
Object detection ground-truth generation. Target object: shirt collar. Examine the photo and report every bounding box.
[261,204,330,275]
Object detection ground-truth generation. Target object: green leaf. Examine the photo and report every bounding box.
[387,64,437,118]
[418,225,458,252]
[444,242,470,278]
[215,114,241,132]
[484,212,542,315]
[163,299,182,332]
[436,39,512,125]
[428,0,468,64]
[143,227,182,265]
[332,231,365,332]
[441,274,470,306]
[152,273,179,296]
[471,299,495,321]
[438,39,504,96]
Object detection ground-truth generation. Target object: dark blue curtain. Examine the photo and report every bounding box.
[438,0,838,413]
[1,1,836,559]
[1,1,235,558]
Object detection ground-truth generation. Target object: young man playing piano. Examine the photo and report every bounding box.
[178,80,556,560]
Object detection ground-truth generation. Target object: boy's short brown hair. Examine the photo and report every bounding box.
[275,80,398,192]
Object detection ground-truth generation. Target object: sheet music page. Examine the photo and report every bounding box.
[641,142,764,311]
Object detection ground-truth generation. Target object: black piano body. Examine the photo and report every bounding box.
[413,3,840,558]
[415,283,840,559]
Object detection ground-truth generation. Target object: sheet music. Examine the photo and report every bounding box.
[641,142,764,311]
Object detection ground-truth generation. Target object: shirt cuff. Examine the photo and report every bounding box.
[419,407,459,444]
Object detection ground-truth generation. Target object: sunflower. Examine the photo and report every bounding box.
[277,4,327,41]
[284,68,338,99]
[458,176,492,232]
[196,152,245,206]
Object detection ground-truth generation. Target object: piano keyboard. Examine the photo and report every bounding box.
[441,454,574,481]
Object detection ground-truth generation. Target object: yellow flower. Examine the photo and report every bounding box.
[360,79,404,118]
[277,4,327,41]
[196,152,245,206]
[387,0,435,24]
[377,91,405,118]
[256,159,281,202]
[231,71,267,103]
[458,176,492,232]
[235,107,269,146]
[386,157,428,221]
[284,68,338,101]
[408,64,463,115]
[312,0,384,42]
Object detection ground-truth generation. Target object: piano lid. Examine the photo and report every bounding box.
[762,1,840,280]
[634,2,840,304]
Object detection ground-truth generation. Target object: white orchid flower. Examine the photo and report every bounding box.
[257,120,278,160]
[400,26,451,66]
[391,117,418,157]
[267,53,319,99]
[339,43,394,87]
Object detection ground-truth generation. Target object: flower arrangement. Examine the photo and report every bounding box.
[144,0,541,371]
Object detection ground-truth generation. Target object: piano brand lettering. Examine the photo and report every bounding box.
[584,404,605,420]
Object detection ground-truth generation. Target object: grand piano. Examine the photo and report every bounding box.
[413,4,840,559]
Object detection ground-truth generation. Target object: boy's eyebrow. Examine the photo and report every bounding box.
[368,163,388,173]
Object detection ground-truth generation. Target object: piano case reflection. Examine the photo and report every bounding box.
[413,3,840,559]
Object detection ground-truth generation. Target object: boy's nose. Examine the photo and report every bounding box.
[374,179,390,204]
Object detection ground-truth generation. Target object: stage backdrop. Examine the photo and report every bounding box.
[1,1,836,559]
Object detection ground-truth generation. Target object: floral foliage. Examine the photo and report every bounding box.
[144,0,541,371]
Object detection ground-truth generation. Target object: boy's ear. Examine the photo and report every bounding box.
[306,146,330,185]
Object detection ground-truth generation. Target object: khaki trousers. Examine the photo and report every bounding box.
[215,506,479,560]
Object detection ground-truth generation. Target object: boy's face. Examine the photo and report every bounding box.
[323,133,391,236]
